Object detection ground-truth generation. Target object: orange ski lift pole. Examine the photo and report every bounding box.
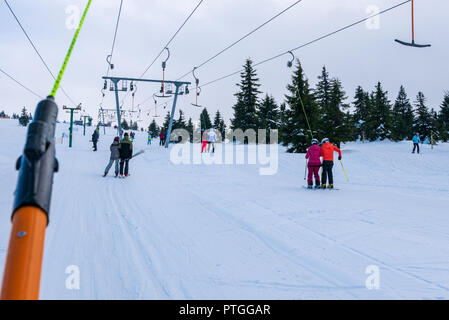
[1,0,92,300]
[155,47,172,98]
[395,0,431,48]
[191,67,203,108]
[0,97,59,300]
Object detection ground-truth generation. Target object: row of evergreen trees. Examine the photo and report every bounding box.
[145,59,448,152]
[148,108,227,143]
[228,59,449,152]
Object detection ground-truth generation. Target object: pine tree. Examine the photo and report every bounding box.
[174,110,187,130]
[186,118,194,142]
[281,60,319,153]
[318,77,350,147]
[199,108,212,132]
[438,92,449,142]
[257,94,280,143]
[315,66,332,117]
[365,82,392,141]
[213,111,226,140]
[278,102,287,140]
[230,59,261,132]
[121,119,129,130]
[413,92,433,140]
[19,107,29,127]
[148,119,160,138]
[352,86,371,141]
[390,86,414,141]
[162,111,171,131]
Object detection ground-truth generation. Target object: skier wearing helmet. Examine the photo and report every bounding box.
[305,138,322,189]
[319,138,342,189]
[103,136,120,177]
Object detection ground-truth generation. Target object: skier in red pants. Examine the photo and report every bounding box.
[201,130,208,153]
[305,139,321,189]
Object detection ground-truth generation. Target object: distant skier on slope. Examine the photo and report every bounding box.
[159,131,165,146]
[147,133,152,145]
[208,128,216,153]
[119,132,133,178]
[320,138,342,189]
[412,133,421,154]
[91,128,99,151]
[201,130,208,153]
[305,139,321,189]
[103,137,120,177]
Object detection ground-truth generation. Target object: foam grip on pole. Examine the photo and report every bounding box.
[13,97,59,224]
[1,207,47,300]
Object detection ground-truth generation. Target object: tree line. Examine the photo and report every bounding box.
[145,59,448,152]
[229,59,449,152]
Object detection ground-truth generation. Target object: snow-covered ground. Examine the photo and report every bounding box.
[0,119,448,300]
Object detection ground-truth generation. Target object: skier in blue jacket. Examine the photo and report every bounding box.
[412,133,421,154]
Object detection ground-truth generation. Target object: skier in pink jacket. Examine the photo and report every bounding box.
[305,139,322,189]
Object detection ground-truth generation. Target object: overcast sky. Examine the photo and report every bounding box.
[1,0,448,128]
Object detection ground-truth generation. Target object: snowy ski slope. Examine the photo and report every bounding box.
[0,119,448,299]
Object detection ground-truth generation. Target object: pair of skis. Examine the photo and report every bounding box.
[303,186,340,191]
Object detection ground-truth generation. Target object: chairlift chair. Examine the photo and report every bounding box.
[154,48,172,98]
[106,55,114,70]
[287,51,295,68]
[395,0,431,48]
[152,94,160,118]
[191,67,204,108]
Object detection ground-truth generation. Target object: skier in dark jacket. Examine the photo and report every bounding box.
[103,137,120,177]
[159,131,165,146]
[92,128,99,151]
[119,133,133,177]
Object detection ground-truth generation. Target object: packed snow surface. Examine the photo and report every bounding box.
[0,119,448,299]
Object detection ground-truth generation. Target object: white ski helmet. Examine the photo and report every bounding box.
[311,139,318,145]
[321,138,329,144]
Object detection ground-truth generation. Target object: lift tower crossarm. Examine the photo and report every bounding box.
[102,76,191,145]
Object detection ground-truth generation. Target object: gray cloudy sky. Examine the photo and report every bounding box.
[1,0,448,127]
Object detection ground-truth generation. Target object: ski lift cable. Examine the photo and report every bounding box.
[100,0,124,109]
[3,0,77,106]
[138,0,205,80]
[106,0,124,77]
[0,67,44,99]
[130,0,205,107]
[176,0,305,81]
[200,0,412,88]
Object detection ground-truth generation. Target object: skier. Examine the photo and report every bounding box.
[119,132,133,178]
[103,137,120,177]
[208,128,216,153]
[320,138,342,189]
[412,133,421,154]
[91,128,99,151]
[201,130,208,153]
[147,133,152,145]
[305,139,321,189]
[159,131,165,146]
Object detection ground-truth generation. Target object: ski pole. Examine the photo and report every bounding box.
[1,0,92,300]
[304,159,308,180]
[340,160,349,182]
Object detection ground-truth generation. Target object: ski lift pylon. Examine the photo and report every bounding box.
[395,0,430,48]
